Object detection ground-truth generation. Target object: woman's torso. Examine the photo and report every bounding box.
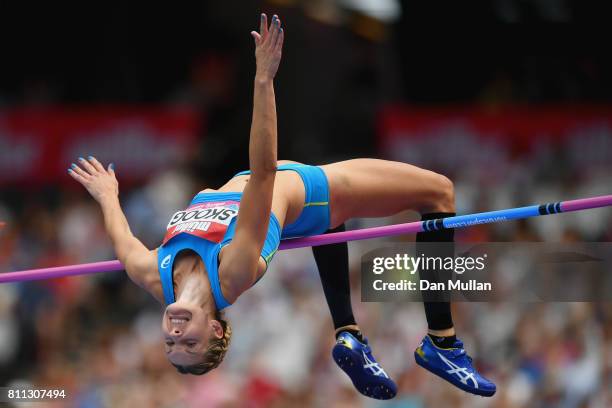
[211,169,306,275]
[147,164,310,304]
[209,166,306,230]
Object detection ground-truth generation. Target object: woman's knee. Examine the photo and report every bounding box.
[421,172,455,214]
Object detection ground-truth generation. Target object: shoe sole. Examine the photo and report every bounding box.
[332,345,397,400]
[414,352,496,397]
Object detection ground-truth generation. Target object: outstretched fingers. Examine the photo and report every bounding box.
[88,156,105,173]
[70,162,88,178]
[252,12,285,79]
[251,30,262,45]
[253,13,283,49]
[267,15,281,48]
[260,13,268,40]
[68,155,110,185]
[68,166,88,185]
[77,157,97,175]
[275,26,284,51]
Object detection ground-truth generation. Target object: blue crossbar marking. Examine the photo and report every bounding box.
[443,205,542,229]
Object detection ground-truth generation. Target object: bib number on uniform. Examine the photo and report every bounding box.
[163,201,239,245]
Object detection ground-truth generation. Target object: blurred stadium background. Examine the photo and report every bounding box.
[1,1,611,407]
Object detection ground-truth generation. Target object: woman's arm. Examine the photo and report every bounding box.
[220,14,284,284]
[248,13,283,175]
[69,157,156,287]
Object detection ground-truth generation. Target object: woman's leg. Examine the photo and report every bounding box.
[320,159,454,227]
[311,223,363,336]
[321,159,496,396]
[315,223,397,400]
[321,159,456,337]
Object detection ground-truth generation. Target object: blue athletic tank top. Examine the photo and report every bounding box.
[157,192,281,310]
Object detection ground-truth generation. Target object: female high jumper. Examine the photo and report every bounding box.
[68,13,495,399]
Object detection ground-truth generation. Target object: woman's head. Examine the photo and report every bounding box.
[162,302,232,375]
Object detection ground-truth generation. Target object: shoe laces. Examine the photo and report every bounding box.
[362,343,372,355]
[450,347,473,366]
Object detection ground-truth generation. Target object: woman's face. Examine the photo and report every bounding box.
[162,303,219,366]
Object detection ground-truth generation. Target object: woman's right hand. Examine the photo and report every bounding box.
[251,13,284,82]
[68,156,118,204]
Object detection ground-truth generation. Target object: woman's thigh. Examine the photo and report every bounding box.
[320,159,451,227]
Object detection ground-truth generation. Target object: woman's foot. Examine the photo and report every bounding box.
[414,335,496,397]
[332,331,397,400]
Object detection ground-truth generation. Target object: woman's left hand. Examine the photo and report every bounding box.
[251,13,284,82]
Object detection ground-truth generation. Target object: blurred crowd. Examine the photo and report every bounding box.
[2,1,612,407]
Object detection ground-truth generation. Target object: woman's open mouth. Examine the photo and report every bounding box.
[166,305,192,321]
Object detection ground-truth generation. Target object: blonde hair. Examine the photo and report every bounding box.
[172,310,232,375]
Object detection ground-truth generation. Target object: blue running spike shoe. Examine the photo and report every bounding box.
[414,335,496,397]
[332,331,397,400]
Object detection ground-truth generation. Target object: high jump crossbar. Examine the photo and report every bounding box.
[1,194,611,284]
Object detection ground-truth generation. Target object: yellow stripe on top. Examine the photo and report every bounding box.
[304,201,328,207]
[264,249,277,264]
